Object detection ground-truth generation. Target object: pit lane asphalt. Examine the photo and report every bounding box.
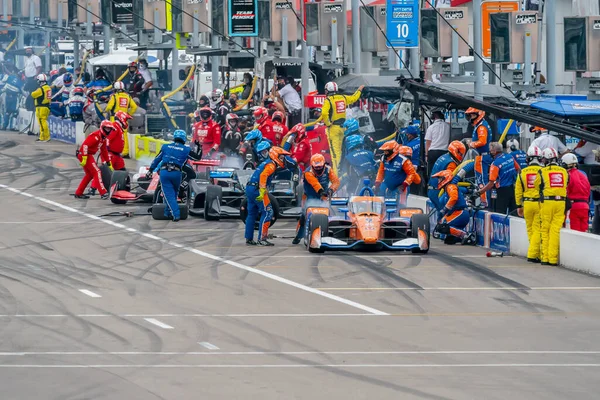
[1,132,600,400]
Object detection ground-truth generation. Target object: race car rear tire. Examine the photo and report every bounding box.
[308,213,328,253]
[109,170,130,204]
[410,213,430,254]
[204,185,222,221]
[240,193,279,228]
[151,203,189,220]
[100,164,112,193]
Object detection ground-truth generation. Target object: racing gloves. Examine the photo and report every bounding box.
[80,156,88,167]
[401,182,410,191]
[256,187,267,202]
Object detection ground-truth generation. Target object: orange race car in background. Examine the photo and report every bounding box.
[303,180,430,253]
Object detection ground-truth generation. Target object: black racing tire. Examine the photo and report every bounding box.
[240,193,279,228]
[152,203,189,220]
[204,185,222,221]
[109,170,130,204]
[99,164,112,193]
[295,182,304,206]
[307,213,328,253]
[410,213,430,254]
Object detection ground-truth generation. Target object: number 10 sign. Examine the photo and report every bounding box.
[386,0,419,48]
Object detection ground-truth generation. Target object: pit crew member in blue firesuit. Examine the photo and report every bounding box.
[239,129,272,165]
[148,130,201,221]
[507,138,528,169]
[338,118,378,193]
[399,125,421,167]
[245,147,292,246]
[433,169,475,245]
[427,140,467,218]
[475,142,520,214]
[374,140,418,207]
[292,154,341,245]
[465,107,491,155]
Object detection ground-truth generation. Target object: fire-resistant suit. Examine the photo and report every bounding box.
[193,118,221,156]
[106,91,137,156]
[75,130,110,196]
[515,163,542,260]
[245,160,278,242]
[535,164,569,265]
[567,168,591,232]
[321,88,363,172]
[375,153,418,206]
[31,83,52,141]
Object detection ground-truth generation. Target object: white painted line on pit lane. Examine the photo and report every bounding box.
[1,363,600,368]
[0,183,388,316]
[320,287,600,291]
[144,318,174,329]
[78,289,102,298]
[0,313,374,318]
[1,350,599,356]
[198,342,220,350]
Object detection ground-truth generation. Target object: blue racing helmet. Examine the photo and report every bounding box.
[256,140,271,153]
[63,73,73,86]
[245,129,263,143]
[173,129,187,143]
[343,118,360,135]
[403,125,420,137]
[345,134,363,152]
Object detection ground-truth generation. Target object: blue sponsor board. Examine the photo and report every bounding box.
[489,212,510,252]
[48,116,76,144]
[386,0,419,48]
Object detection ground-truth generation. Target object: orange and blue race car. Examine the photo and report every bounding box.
[303,182,430,253]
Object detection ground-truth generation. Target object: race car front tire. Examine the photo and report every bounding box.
[100,164,112,192]
[151,203,189,220]
[410,213,430,254]
[204,185,222,221]
[308,213,328,253]
[109,170,130,204]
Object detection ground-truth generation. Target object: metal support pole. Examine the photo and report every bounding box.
[17,29,25,69]
[546,0,556,93]
[281,16,288,57]
[211,34,220,91]
[351,0,361,73]
[44,30,51,70]
[154,9,162,44]
[451,29,459,76]
[73,35,80,71]
[172,42,180,93]
[524,32,532,86]
[534,1,545,89]
[331,18,338,63]
[57,0,63,29]
[2,0,8,22]
[388,48,396,70]
[473,0,483,100]
[409,48,419,77]
[192,10,199,47]
[300,0,309,123]
[86,1,92,36]
[103,24,111,55]
[29,0,34,25]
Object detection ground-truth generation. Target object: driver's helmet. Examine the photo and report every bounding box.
[432,170,454,190]
[310,154,326,176]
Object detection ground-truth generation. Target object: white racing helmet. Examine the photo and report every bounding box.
[561,153,578,166]
[36,74,48,83]
[542,147,559,163]
[113,81,125,91]
[325,81,338,93]
[527,145,542,158]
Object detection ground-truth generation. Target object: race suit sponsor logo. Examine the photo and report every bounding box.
[549,172,565,187]
[526,173,536,188]
[335,100,345,114]
[119,97,129,107]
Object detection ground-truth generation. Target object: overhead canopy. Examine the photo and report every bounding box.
[334,74,409,101]
[88,50,193,67]
[521,95,600,120]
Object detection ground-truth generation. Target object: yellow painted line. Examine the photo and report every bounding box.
[320,287,600,291]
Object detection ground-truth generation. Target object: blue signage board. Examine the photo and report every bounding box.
[489,212,510,253]
[386,0,419,48]
[228,0,259,37]
[48,116,76,144]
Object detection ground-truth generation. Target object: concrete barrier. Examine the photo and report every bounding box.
[559,229,600,276]
[509,216,529,257]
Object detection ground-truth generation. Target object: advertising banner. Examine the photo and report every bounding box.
[112,0,134,24]
[49,116,77,144]
[228,0,259,37]
[489,212,510,252]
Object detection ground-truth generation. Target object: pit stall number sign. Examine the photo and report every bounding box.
[386,0,419,48]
